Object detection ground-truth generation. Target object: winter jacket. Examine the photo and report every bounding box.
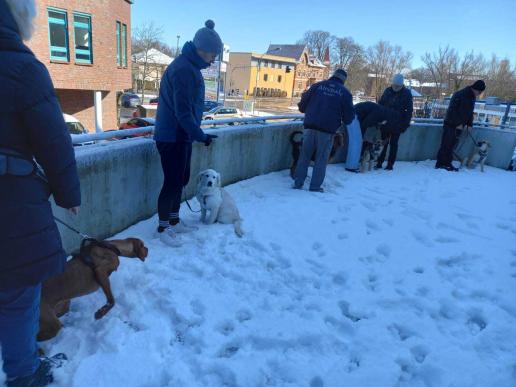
[298,77,355,134]
[354,101,398,134]
[379,86,413,132]
[154,41,210,143]
[0,0,81,290]
[444,86,476,128]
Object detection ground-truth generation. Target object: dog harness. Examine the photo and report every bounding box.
[74,238,122,271]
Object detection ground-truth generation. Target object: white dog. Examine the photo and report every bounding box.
[196,169,244,237]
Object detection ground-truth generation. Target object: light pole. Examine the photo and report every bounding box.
[176,35,180,56]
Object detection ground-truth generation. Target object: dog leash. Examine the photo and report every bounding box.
[183,191,201,213]
[54,216,90,239]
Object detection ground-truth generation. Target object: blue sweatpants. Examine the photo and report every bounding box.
[0,284,41,381]
[345,117,363,170]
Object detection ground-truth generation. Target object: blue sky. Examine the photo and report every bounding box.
[132,0,516,68]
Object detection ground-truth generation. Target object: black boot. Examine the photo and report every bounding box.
[7,354,67,387]
[385,164,394,171]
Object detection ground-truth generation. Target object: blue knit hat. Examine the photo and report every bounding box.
[193,20,223,54]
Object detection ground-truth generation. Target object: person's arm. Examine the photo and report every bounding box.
[340,92,355,126]
[446,92,462,128]
[172,68,207,143]
[298,85,315,113]
[18,62,80,209]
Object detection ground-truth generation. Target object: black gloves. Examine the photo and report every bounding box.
[204,134,218,146]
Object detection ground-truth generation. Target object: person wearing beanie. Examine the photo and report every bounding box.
[154,20,223,246]
[294,69,355,192]
[376,73,414,170]
[435,79,486,171]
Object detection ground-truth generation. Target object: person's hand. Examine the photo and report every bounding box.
[456,125,464,130]
[204,134,218,147]
[68,207,80,216]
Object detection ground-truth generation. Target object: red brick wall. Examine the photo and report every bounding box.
[26,0,131,130]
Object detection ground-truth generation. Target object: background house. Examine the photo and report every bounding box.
[266,44,330,97]
[27,0,132,132]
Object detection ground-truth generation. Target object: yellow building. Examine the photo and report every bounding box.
[226,52,297,98]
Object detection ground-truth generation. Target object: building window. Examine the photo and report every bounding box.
[278,75,282,83]
[116,21,127,67]
[264,74,268,82]
[73,13,92,64]
[47,8,69,61]
[263,61,268,68]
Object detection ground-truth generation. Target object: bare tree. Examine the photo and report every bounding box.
[366,41,412,98]
[484,56,516,102]
[421,45,458,98]
[450,51,486,92]
[132,22,164,99]
[332,37,368,94]
[298,30,334,62]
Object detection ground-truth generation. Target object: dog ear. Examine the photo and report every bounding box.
[197,171,204,184]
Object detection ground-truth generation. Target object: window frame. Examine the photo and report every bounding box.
[47,7,69,62]
[73,12,93,64]
[116,21,128,68]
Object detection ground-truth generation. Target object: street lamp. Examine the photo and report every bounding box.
[253,47,280,114]
[176,35,180,56]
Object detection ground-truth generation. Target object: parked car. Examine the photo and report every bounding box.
[64,113,88,135]
[119,117,155,138]
[203,106,242,121]
[119,92,141,108]
[119,117,155,130]
[203,100,222,112]
[149,98,159,105]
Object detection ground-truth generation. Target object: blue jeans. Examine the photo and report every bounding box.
[294,129,334,190]
[345,118,363,170]
[0,284,41,381]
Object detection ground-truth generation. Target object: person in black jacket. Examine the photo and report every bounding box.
[294,69,355,192]
[376,74,413,170]
[435,80,486,171]
[0,0,81,385]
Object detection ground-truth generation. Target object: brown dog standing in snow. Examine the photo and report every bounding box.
[38,238,148,341]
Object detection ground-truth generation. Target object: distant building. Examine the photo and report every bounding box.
[26,0,132,131]
[226,52,297,98]
[132,48,174,95]
[266,44,330,97]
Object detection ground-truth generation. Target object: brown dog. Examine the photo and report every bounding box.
[38,238,148,341]
[290,131,344,178]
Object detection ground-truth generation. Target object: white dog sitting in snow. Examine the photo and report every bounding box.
[196,169,244,237]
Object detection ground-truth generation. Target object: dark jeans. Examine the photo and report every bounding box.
[436,125,461,166]
[377,131,401,166]
[0,284,41,380]
[156,141,192,223]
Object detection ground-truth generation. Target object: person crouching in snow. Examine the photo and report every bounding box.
[154,20,222,247]
[0,0,81,385]
[294,69,355,192]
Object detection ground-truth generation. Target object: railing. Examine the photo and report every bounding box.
[71,115,516,145]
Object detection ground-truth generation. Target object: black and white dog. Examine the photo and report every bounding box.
[463,140,491,172]
[360,139,387,172]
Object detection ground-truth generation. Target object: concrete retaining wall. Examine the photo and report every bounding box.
[53,122,516,252]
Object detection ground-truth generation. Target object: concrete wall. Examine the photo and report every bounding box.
[54,122,516,252]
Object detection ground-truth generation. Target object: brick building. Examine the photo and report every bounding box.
[26,0,132,132]
[266,44,330,97]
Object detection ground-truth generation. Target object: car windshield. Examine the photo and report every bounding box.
[206,107,220,114]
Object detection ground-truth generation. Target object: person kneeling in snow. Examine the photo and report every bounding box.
[294,69,355,192]
[153,20,222,246]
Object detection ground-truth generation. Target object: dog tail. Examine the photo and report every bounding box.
[234,220,244,238]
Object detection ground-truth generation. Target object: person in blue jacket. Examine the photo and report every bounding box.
[294,69,355,192]
[154,20,222,247]
[376,74,413,170]
[0,0,81,385]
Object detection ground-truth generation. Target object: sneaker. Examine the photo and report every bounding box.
[7,353,67,387]
[345,168,359,173]
[385,164,394,171]
[309,187,324,193]
[158,227,182,247]
[292,183,303,190]
[436,164,458,172]
[170,220,198,234]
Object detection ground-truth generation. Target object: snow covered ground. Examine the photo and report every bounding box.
[34,161,516,386]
